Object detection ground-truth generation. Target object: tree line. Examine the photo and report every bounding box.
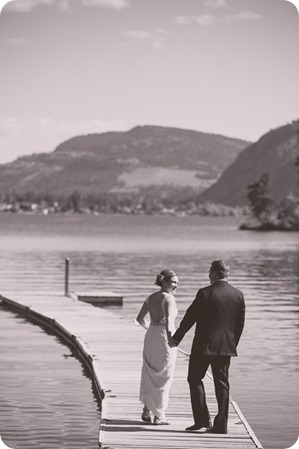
[241,125,299,231]
[0,186,242,217]
[240,173,299,230]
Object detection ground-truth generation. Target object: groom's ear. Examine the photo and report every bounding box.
[209,269,218,282]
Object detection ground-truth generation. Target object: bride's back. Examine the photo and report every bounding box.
[147,292,167,323]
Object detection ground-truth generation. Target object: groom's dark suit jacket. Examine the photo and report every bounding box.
[173,280,245,356]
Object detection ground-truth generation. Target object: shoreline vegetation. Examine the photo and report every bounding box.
[239,174,299,231]
[239,219,299,232]
[0,189,244,218]
[0,183,298,231]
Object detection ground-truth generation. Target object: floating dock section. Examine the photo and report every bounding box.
[0,292,263,449]
[68,290,123,305]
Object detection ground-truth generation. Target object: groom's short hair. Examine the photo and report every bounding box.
[211,260,230,279]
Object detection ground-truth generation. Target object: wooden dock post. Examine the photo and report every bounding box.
[64,258,70,296]
[64,257,123,305]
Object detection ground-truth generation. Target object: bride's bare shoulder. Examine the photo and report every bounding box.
[162,292,175,303]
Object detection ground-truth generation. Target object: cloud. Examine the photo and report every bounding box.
[0,118,129,163]
[174,10,262,27]
[194,14,217,26]
[225,11,263,22]
[124,28,170,50]
[81,0,129,10]
[205,0,228,8]
[124,29,152,40]
[174,14,217,27]
[3,0,66,12]
[5,37,29,44]
[2,0,129,13]
[173,15,192,25]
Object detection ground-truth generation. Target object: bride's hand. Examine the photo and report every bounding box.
[167,334,178,347]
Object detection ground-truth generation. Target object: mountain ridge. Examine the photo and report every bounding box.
[0,125,249,196]
[199,121,299,206]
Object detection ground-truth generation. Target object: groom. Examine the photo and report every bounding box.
[170,260,245,434]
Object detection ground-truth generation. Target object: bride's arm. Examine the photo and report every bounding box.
[164,294,177,338]
[136,299,149,329]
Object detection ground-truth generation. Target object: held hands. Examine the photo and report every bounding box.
[167,333,179,348]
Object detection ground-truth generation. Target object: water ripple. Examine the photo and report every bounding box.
[0,306,100,449]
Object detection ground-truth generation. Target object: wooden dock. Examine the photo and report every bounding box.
[0,292,263,449]
[68,290,123,305]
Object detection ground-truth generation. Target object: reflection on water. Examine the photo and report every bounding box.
[0,305,100,449]
[0,214,298,449]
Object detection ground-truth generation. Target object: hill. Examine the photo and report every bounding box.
[0,125,249,196]
[199,121,299,206]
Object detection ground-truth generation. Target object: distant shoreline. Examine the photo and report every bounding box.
[239,221,299,232]
[1,209,298,232]
[0,207,243,219]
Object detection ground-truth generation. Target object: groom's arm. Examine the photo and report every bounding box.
[172,289,204,344]
[235,294,246,346]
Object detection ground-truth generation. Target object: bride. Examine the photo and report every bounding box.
[136,269,178,425]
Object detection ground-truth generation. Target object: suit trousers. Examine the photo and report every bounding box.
[187,354,231,431]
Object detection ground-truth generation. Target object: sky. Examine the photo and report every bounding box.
[0,0,298,163]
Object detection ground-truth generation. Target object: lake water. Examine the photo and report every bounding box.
[0,213,298,449]
[0,304,101,449]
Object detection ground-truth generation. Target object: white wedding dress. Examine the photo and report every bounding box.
[139,295,177,420]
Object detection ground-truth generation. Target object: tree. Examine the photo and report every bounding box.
[246,173,274,224]
[277,194,299,230]
[62,190,82,212]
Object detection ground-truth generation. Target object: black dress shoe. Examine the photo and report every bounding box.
[185,423,211,431]
[209,427,227,434]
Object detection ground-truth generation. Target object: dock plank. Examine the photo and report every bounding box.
[0,292,263,449]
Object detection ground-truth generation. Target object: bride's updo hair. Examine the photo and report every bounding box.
[155,270,177,287]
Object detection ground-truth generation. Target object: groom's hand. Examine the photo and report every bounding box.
[168,335,179,347]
